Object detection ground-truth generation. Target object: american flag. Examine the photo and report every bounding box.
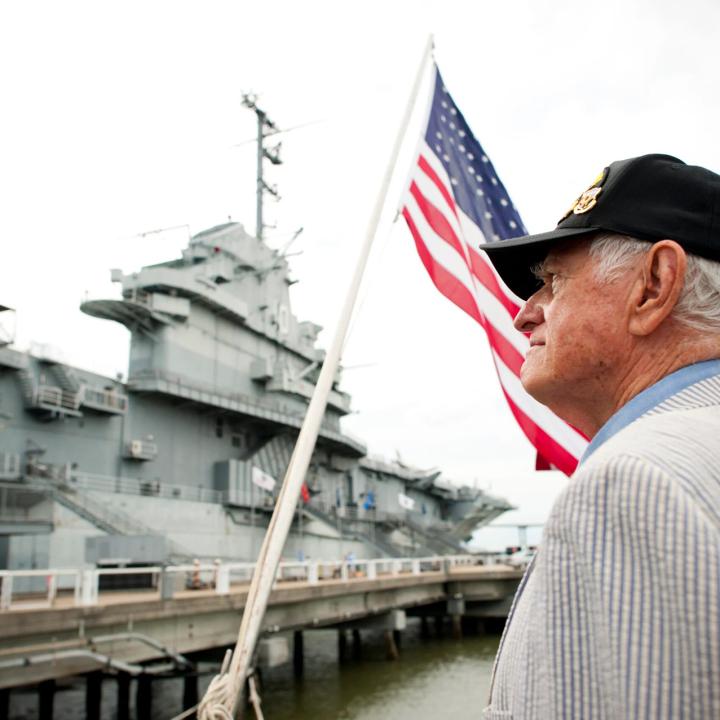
[400,64,587,475]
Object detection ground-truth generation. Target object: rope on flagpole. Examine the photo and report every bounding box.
[193,33,436,720]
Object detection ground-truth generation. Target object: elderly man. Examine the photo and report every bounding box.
[480,154,720,719]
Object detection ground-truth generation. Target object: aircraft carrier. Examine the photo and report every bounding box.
[3,149,529,600]
[0,220,512,584]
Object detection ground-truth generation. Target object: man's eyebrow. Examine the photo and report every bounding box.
[531,261,550,280]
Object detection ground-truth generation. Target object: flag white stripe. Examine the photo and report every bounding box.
[457,209,524,306]
[412,170,465,242]
[405,194,478,296]
[413,152,522,320]
[405,194,528,358]
[419,140,458,210]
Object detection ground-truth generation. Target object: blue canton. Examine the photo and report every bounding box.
[425,66,527,243]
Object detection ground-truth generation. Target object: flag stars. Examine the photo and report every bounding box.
[491,177,498,186]
[441,100,448,108]
[441,115,447,123]
[449,122,456,130]
[484,211,493,220]
[467,153,474,161]
[435,144,442,153]
[476,188,484,196]
[500,198,509,207]
[450,177,459,186]
[459,130,466,138]
[436,131,442,139]
[443,154,450,162]
[492,233,500,241]
[509,220,517,229]
[459,144,466,153]
[467,166,475,174]
[450,108,457,116]
[482,155,489,163]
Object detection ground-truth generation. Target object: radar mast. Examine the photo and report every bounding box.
[241,93,283,241]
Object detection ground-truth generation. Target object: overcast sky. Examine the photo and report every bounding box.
[2,0,718,548]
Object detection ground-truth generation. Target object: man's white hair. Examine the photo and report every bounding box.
[589,232,720,333]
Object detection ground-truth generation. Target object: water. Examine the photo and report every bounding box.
[8,621,500,719]
[260,624,499,720]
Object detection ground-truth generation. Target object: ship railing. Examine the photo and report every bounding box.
[0,552,508,611]
[307,500,397,524]
[35,384,81,411]
[128,368,347,439]
[68,471,225,505]
[80,386,129,414]
[309,501,450,534]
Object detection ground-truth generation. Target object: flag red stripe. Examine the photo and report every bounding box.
[467,247,521,319]
[409,174,522,340]
[500,385,579,475]
[414,158,523,321]
[404,208,483,325]
[418,154,457,215]
[409,181,466,260]
[403,207,525,378]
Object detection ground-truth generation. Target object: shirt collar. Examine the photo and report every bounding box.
[580,358,720,465]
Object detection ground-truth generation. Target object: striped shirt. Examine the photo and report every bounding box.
[483,361,720,719]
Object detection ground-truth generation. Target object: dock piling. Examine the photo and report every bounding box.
[117,673,131,720]
[38,679,55,720]
[182,672,198,710]
[293,630,304,677]
[85,671,103,719]
[337,628,348,662]
[136,673,152,720]
[351,628,362,659]
[0,688,9,720]
[384,629,399,660]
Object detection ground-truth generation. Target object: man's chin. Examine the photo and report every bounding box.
[519,365,553,405]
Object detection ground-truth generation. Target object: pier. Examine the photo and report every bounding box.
[0,554,521,714]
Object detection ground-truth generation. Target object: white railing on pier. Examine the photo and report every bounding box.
[0,553,504,612]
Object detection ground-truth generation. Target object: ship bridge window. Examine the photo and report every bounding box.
[215,417,224,438]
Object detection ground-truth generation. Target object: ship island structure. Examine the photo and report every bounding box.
[0,222,513,582]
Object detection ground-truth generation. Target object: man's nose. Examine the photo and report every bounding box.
[513,295,544,333]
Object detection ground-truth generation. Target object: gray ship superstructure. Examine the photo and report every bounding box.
[0,222,512,575]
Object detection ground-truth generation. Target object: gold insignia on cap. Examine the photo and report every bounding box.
[572,186,602,214]
[558,169,607,223]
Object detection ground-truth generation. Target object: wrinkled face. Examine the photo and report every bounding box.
[513,239,633,424]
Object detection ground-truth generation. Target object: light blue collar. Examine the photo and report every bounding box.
[580,358,720,464]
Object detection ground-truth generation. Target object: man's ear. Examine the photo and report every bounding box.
[628,240,687,336]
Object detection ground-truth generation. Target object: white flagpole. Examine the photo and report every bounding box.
[198,33,435,720]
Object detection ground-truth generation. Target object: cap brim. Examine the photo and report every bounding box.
[482,226,599,300]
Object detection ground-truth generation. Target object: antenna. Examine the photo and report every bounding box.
[241,93,283,241]
[279,226,304,257]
